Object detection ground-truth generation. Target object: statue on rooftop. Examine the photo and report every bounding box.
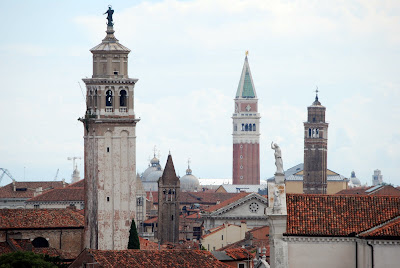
[104,6,114,26]
[271,142,284,174]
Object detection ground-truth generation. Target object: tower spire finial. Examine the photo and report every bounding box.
[315,86,319,102]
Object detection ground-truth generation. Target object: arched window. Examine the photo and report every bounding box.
[316,128,319,138]
[249,124,252,131]
[32,237,49,248]
[94,89,98,107]
[245,124,248,131]
[241,124,244,131]
[253,124,256,131]
[120,90,127,107]
[309,128,312,137]
[106,90,113,107]
[88,89,93,107]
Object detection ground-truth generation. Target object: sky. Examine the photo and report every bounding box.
[0,0,399,187]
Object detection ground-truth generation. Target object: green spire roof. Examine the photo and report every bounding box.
[236,56,256,99]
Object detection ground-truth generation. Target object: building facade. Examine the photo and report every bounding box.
[157,154,180,244]
[80,10,139,250]
[232,55,260,185]
[303,93,329,194]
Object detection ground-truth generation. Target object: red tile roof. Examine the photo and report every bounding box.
[82,249,231,267]
[0,209,84,229]
[139,237,159,250]
[0,181,66,199]
[286,194,400,236]
[224,248,253,260]
[336,185,400,196]
[359,216,400,238]
[204,192,250,212]
[147,191,239,206]
[26,187,84,202]
[67,179,84,188]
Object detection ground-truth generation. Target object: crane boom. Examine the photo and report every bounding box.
[0,168,16,185]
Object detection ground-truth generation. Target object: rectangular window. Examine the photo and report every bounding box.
[221,235,223,240]
[238,264,245,268]
[34,204,39,209]
[107,197,110,202]
[107,147,110,152]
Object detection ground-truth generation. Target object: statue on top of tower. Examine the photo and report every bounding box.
[271,142,284,174]
[104,6,114,26]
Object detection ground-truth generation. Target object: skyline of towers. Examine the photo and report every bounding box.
[232,55,261,185]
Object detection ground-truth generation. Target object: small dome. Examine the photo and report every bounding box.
[349,171,361,187]
[180,161,199,192]
[150,156,159,165]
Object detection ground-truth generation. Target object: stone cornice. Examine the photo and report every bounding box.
[283,236,400,245]
[83,78,138,85]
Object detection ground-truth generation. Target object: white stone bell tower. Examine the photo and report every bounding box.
[80,7,140,250]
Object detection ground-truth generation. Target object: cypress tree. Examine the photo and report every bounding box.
[127,218,140,249]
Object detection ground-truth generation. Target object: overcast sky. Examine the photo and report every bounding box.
[1,0,399,186]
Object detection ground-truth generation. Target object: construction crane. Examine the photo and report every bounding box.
[67,156,81,173]
[0,168,16,185]
[53,168,60,181]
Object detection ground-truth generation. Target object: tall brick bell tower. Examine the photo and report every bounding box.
[303,91,329,194]
[80,7,140,250]
[232,54,260,185]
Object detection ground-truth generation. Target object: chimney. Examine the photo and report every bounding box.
[216,199,220,204]
[34,187,43,197]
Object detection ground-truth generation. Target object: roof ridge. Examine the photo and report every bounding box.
[358,215,400,237]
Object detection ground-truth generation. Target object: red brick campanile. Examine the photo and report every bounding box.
[303,92,329,194]
[232,54,260,185]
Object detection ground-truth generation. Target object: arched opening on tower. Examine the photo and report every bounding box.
[120,90,127,107]
[106,90,113,107]
[32,237,49,248]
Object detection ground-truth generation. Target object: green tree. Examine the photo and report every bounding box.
[127,219,140,249]
[0,251,56,268]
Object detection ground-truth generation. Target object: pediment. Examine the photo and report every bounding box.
[210,193,268,217]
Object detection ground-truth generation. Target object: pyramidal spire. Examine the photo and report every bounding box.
[236,52,257,99]
[160,154,179,185]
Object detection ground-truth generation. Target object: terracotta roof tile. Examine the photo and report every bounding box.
[147,191,238,206]
[286,194,400,236]
[204,192,250,213]
[139,237,159,250]
[359,216,400,238]
[0,209,84,229]
[224,248,253,260]
[87,249,231,267]
[0,181,66,199]
[67,179,84,188]
[26,187,84,202]
[336,185,400,196]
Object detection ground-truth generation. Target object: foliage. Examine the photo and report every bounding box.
[0,251,56,268]
[128,219,140,249]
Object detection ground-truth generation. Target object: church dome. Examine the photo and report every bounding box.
[141,153,163,182]
[349,171,361,187]
[146,169,163,182]
[180,163,199,192]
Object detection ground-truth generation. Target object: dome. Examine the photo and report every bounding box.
[180,162,199,192]
[142,165,158,181]
[146,169,163,182]
[141,154,162,182]
[349,171,361,187]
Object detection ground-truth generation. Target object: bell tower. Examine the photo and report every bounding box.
[80,7,140,250]
[303,91,328,194]
[232,54,261,185]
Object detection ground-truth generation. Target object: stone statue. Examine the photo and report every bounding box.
[271,142,284,174]
[104,6,114,26]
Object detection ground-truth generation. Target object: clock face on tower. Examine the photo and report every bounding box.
[249,202,259,213]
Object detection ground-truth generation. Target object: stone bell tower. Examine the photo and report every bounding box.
[232,54,261,185]
[157,154,180,245]
[303,91,328,194]
[80,7,140,250]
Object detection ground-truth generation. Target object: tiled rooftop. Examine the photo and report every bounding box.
[359,216,400,238]
[286,194,400,236]
[147,191,238,206]
[85,249,230,267]
[67,179,84,188]
[0,209,84,229]
[139,237,159,250]
[0,181,66,199]
[26,187,84,202]
[336,185,400,196]
[203,192,250,213]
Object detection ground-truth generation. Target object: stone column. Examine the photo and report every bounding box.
[267,172,288,268]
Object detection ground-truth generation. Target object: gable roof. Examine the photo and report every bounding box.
[67,179,84,188]
[216,184,267,193]
[286,194,400,237]
[74,249,230,268]
[0,209,84,229]
[0,181,66,199]
[148,191,238,206]
[26,187,84,202]
[204,192,250,213]
[139,237,159,250]
[358,216,400,239]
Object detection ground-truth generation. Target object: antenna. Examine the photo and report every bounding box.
[78,82,86,102]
